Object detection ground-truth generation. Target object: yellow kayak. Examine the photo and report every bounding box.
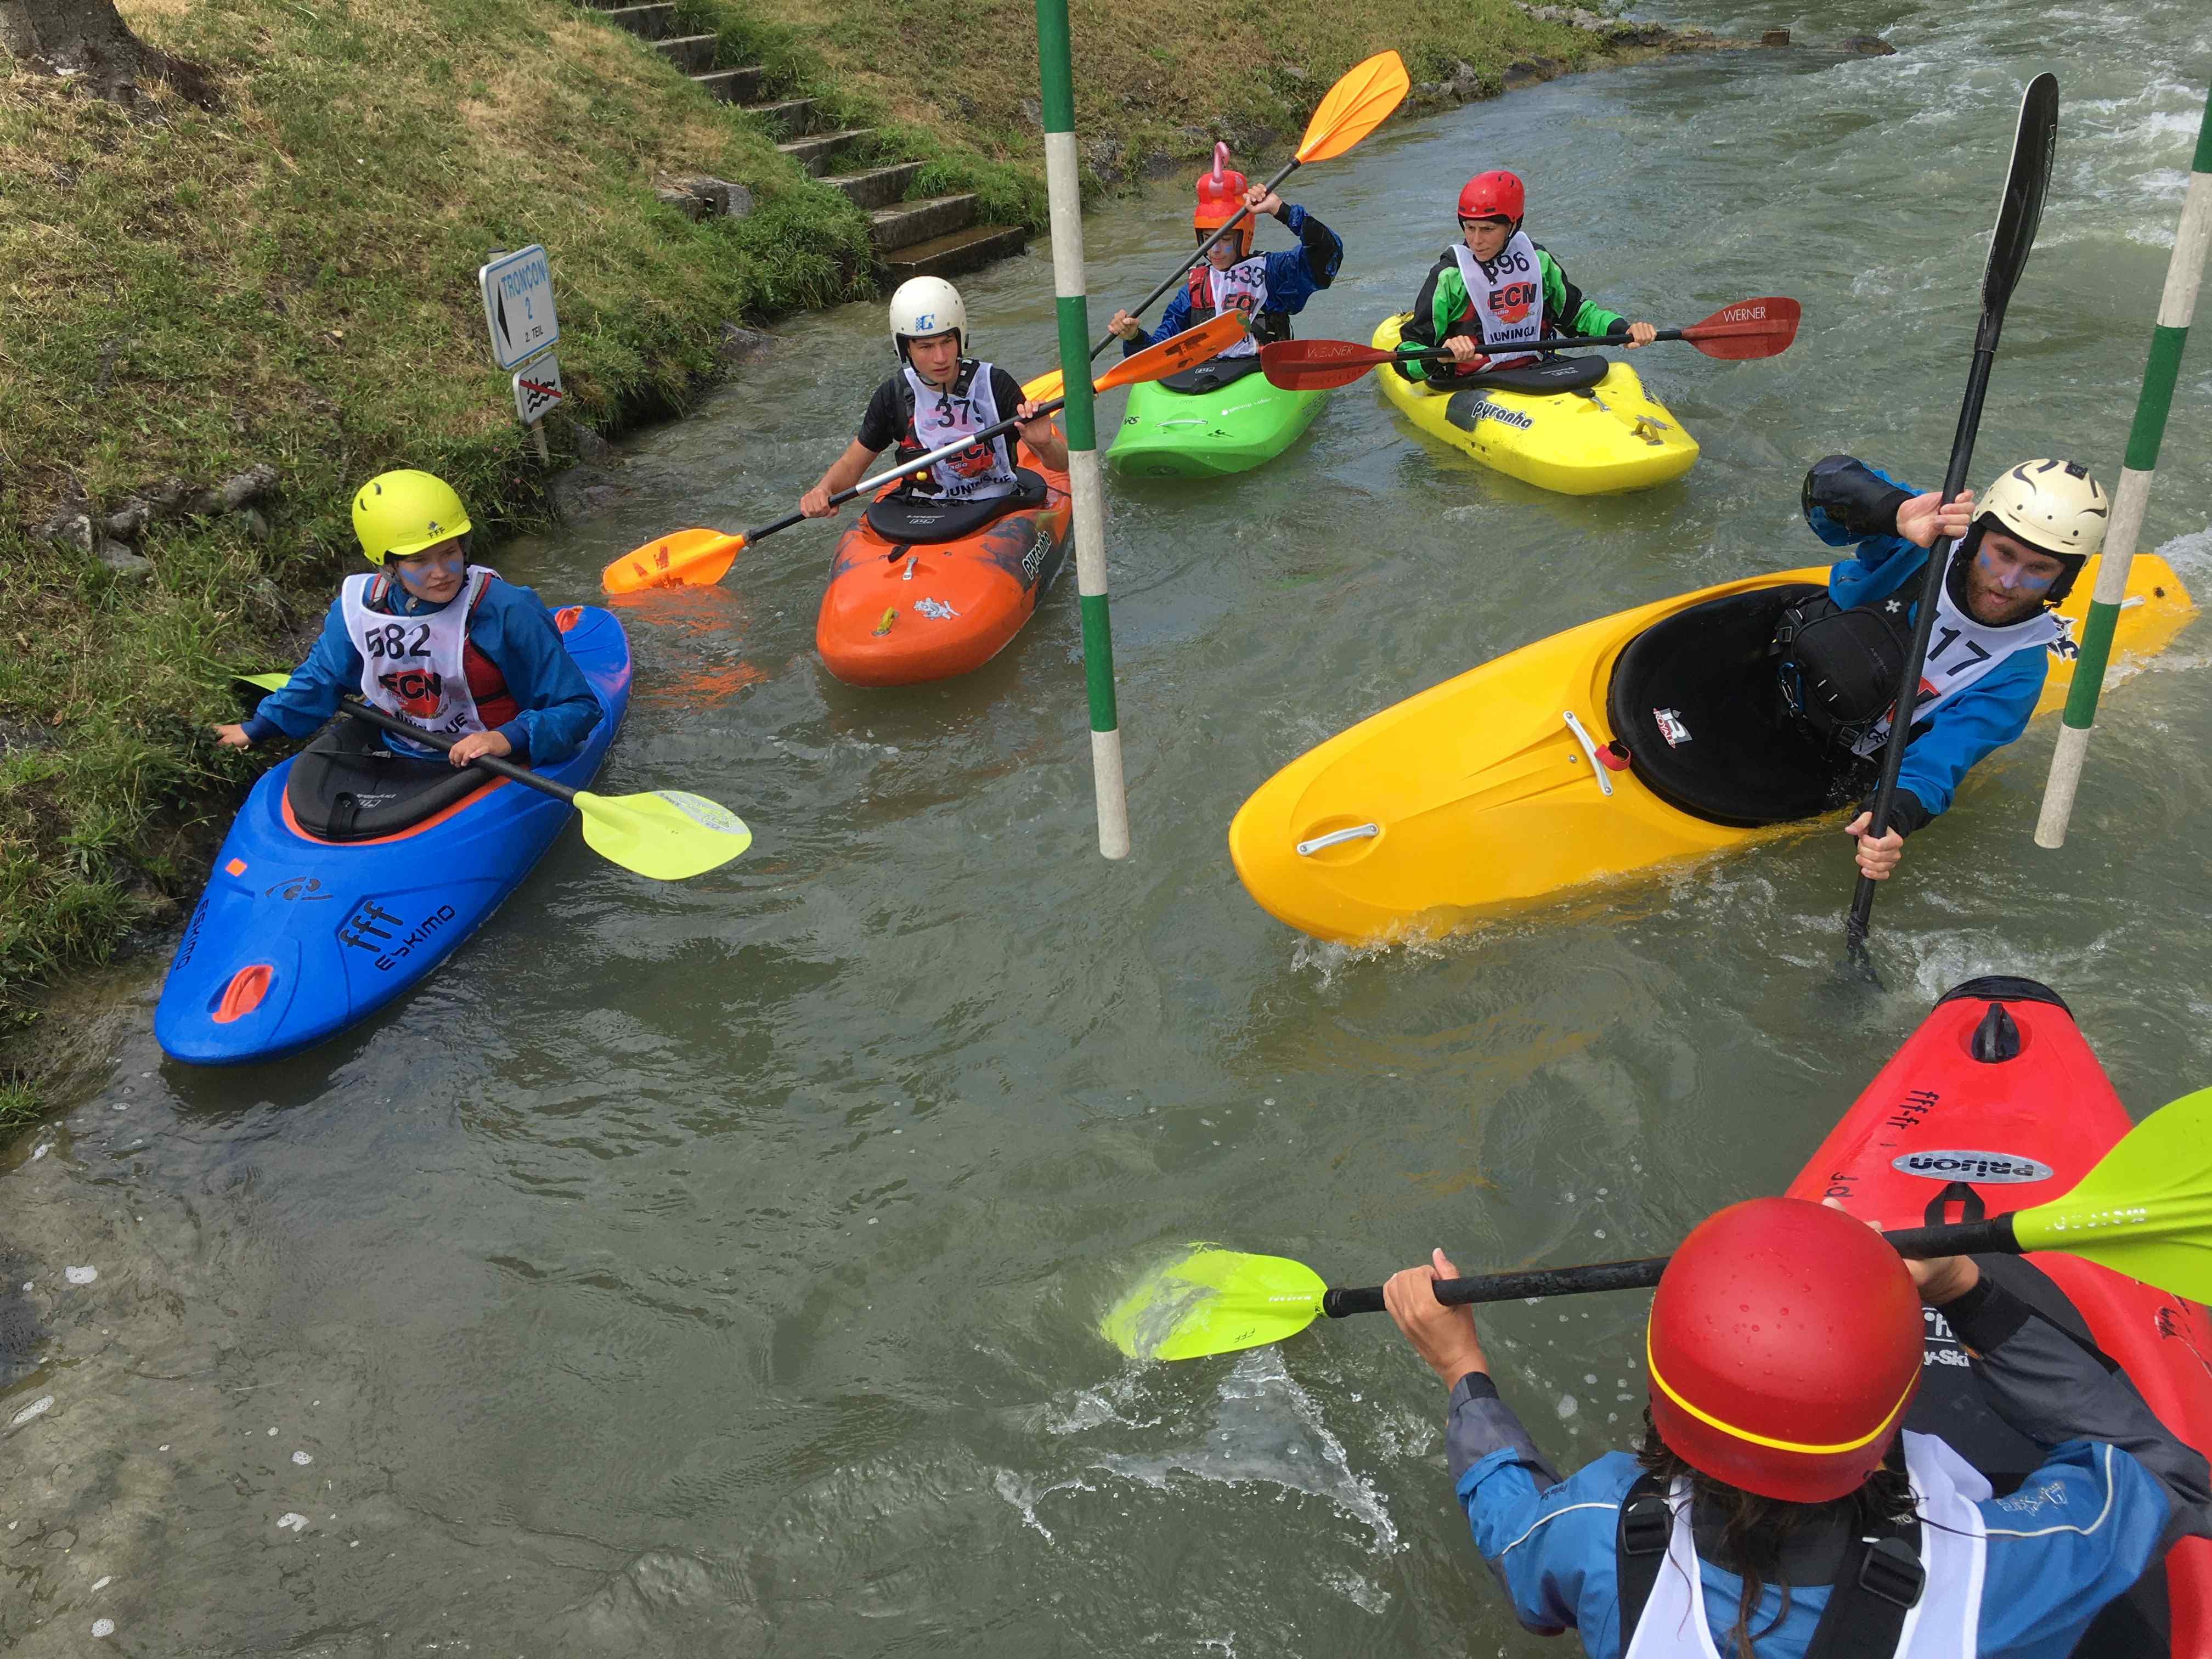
[1228,557,2194,945]
[1372,313,1699,495]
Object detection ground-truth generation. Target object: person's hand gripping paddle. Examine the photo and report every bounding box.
[1019,49,1410,404]
[236,674,753,881]
[1099,1080,2212,1362]
[599,313,1249,594]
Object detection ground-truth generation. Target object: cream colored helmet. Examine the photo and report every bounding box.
[887,276,967,363]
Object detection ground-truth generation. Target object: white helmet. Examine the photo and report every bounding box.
[1979,459,2108,562]
[888,276,967,363]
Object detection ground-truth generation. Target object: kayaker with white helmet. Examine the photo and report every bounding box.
[1104,143,1344,358]
[1779,455,2109,883]
[1383,1197,2212,1659]
[213,468,600,769]
[1393,170,1657,383]
[798,277,1065,521]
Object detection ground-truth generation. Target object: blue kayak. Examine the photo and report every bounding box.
[155,605,630,1065]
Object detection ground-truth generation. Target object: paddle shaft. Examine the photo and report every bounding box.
[336,696,580,806]
[1392,325,1700,363]
[1318,1213,2021,1317]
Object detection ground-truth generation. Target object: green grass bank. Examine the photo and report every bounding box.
[0,0,1638,1112]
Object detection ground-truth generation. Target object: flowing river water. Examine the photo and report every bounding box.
[9,2,2212,1651]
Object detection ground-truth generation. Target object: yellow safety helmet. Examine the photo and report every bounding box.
[352,469,473,565]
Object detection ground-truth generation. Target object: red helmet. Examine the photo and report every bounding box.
[1646,1198,1922,1503]
[1195,142,1253,253]
[1457,170,1525,224]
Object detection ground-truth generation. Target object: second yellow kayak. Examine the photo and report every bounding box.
[1372,313,1699,495]
[1228,557,2195,945]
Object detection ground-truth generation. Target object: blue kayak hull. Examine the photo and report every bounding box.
[154,606,631,1065]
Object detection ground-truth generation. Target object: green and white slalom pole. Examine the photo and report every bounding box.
[2037,84,2212,848]
[1035,0,1130,859]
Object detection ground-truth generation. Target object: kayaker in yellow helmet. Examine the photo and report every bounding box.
[1105,143,1344,360]
[1382,1197,2211,1659]
[799,277,1065,522]
[1393,170,1656,382]
[1782,456,2107,883]
[214,469,599,768]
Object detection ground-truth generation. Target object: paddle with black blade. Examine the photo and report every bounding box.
[236,673,753,881]
[1845,71,2059,974]
[1101,1075,2211,1363]
[599,312,1249,594]
[1256,297,1803,391]
[1020,50,1410,404]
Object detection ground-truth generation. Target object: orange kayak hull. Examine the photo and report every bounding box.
[815,451,1073,687]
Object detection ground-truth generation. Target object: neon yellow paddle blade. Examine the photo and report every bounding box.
[1099,1249,1328,1362]
[573,788,753,881]
[1022,368,1066,402]
[1295,50,1409,162]
[2014,1087,2212,1303]
[239,672,291,692]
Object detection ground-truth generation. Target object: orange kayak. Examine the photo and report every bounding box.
[815,446,1073,687]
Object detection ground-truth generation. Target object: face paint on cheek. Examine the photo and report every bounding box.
[1977,546,2055,594]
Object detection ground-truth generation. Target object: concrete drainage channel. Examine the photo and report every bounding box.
[583,0,1031,284]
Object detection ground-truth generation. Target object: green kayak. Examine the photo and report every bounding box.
[1106,355,1326,478]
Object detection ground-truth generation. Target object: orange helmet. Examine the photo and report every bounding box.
[1194,142,1252,255]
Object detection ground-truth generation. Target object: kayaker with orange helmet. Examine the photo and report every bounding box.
[1782,455,2109,884]
[1383,1198,2210,1658]
[800,275,1065,521]
[213,469,600,769]
[1105,143,1344,359]
[1395,170,1656,384]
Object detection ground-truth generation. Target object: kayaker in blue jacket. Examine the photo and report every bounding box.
[1105,144,1342,359]
[213,469,600,768]
[1383,1198,2212,1659]
[1779,455,2109,883]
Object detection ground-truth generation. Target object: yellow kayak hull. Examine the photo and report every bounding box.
[1228,557,2195,945]
[1372,313,1699,495]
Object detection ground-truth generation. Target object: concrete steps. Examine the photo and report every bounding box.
[778,127,873,177]
[882,223,1030,283]
[871,193,976,252]
[742,97,815,140]
[692,64,766,103]
[823,161,923,211]
[652,32,718,74]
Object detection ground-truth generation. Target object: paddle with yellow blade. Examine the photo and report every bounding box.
[1255,297,1804,392]
[235,673,752,881]
[1020,49,1410,404]
[1101,1085,2212,1362]
[600,311,1250,595]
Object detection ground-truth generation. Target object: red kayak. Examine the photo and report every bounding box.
[1789,977,2212,1653]
[815,446,1072,687]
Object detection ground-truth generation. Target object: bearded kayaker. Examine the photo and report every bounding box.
[213,469,600,769]
[1778,456,2108,884]
[1384,1197,2212,1659]
[1393,170,1656,383]
[1104,144,1344,359]
[799,276,1065,521]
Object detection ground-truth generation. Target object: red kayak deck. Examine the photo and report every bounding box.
[1786,978,2212,1655]
[815,447,1072,687]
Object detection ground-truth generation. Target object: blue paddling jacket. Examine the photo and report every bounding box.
[242,572,601,765]
[1120,202,1342,354]
[1803,456,2056,834]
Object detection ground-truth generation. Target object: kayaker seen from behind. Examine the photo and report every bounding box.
[1383,1197,2212,1659]
[1780,456,2107,883]
[799,277,1066,523]
[1105,143,1344,359]
[1393,170,1656,383]
[214,467,600,769]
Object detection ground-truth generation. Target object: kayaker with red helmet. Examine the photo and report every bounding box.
[799,276,1066,521]
[1105,143,1344,359]
[212,469,600,769]
[1384,1198,2211,1659]
[1779,455,2107,884]
[1395,170,1656,383]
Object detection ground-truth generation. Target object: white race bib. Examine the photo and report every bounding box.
[1196,258,1271,358]
[1451,232,1544,368]
[902,361,1020,501]
[341,566,497,745]
[1850,575,2063,758]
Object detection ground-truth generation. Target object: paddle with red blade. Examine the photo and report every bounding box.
[600,313,1248,594]
[1256,297,1802,392]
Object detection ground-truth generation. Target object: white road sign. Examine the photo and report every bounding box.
[512,353,564,425]
[479,245,559,371]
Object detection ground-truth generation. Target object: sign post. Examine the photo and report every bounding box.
[479,244,562,467]
[1034,0,1131,859]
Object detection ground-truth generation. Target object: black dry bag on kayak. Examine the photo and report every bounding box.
[1772,593,1910,755]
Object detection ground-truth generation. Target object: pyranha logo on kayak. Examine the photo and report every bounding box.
[379,667,444,717]
[1892,1150,2055,1184]
[1470,399,1534,431]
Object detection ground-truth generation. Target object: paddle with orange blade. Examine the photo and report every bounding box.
[1255,297,1803,392]
[601,313,1249,594]
[1021,49,1410,403]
